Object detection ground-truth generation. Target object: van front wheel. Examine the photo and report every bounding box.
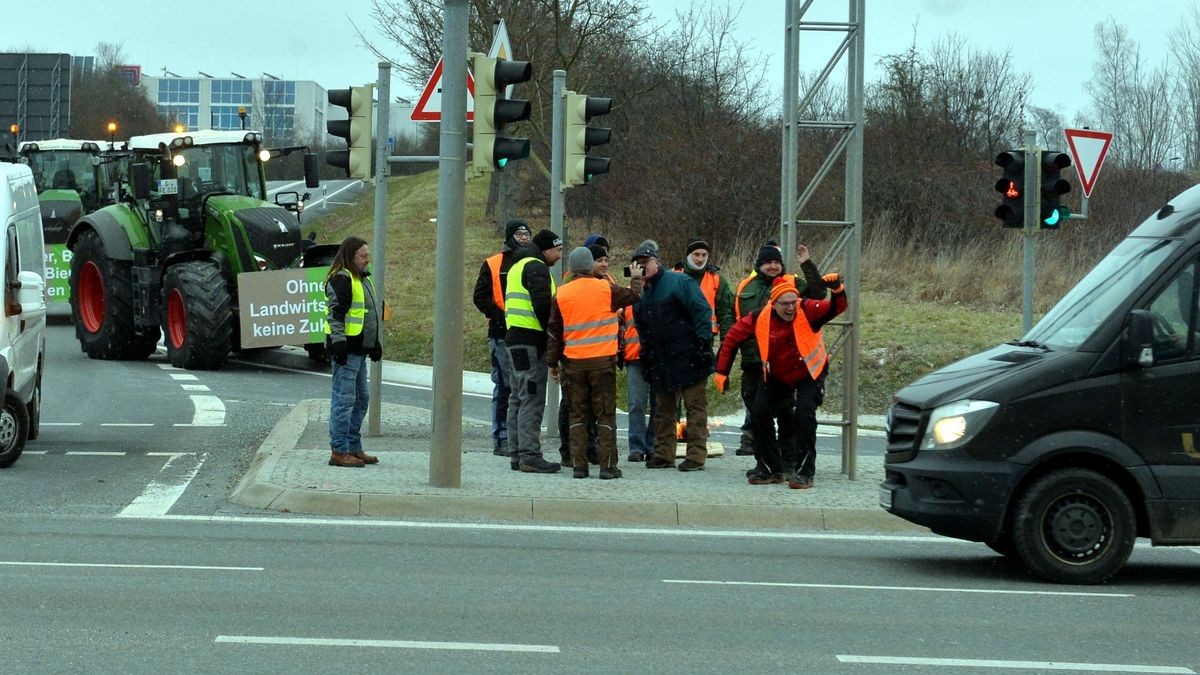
[1011,468,1135,585]
[0,391,29,468]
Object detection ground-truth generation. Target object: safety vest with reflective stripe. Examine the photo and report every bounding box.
[698,270,720,334]
[557,278,619,359]
[621,306,641,361]
[734,272,756,319]
[485,252,504,310]
[505,257,557,331]
[754,302,828,380]
[323,270,372,336]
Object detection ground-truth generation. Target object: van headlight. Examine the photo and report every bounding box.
[921,399,999,450]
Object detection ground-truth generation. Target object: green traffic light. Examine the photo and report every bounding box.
[497,158,508,169]
[1043,209,1061,227]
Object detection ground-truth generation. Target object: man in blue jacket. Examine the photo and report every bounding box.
[631,240,714,472]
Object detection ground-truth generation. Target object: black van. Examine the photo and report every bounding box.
[881,186,1200,584]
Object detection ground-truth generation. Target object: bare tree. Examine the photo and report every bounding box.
[1086,19,1177,170]
[70,42,163,139]
[1027,105,1065,150]
[1170,0,1200,169]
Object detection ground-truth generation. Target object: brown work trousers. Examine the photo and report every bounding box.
[563,361,618,470]
[652,380,707,465]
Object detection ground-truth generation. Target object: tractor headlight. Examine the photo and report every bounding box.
[172,155,186,167]
[920,399,999,450]
[258,149,271,162]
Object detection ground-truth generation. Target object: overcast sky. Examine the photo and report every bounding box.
[8,0,1192,123]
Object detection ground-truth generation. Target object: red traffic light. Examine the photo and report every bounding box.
[1005,180,1020,199]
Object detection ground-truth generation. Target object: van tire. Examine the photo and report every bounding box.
[0,391,29,468]
[162,261,233,370]
[1011,468,1136,585]
[70,230,159,359]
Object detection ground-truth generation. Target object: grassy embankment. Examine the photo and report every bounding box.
[305,169,1024,416]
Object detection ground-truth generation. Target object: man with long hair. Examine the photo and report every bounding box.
[324,236,384,468]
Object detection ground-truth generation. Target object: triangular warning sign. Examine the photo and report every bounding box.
[1063,128,1113,199]
[410,57,476,123]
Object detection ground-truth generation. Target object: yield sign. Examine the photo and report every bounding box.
[1063,128,1114,198]
[410,57,476,123]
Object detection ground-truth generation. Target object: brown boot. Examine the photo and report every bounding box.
[352,450,379,465]
[329,451,365,468]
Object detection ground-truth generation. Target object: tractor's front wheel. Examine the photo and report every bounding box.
[69,230,159,359]
[163,261,233,370]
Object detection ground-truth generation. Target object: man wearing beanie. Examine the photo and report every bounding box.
[682,239,735,338]
[504,229,563,473]
[631,239,715,472]
[546,248,644,478]
[472,219,532,458]
[715,272,848,487]
[731,241,827,469]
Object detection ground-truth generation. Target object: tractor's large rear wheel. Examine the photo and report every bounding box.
[69,230,159,359]
[163,261,233,370]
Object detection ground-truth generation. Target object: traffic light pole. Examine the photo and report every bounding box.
[545,69,566,439]
[367,61,391,437]
[1021,129,1038,334]
[430,0,469,487]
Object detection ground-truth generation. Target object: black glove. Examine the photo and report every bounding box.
[696,342,714,368]
[330,340,348,365]
[370,343,382,362]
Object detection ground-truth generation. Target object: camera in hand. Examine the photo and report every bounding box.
[623,266,631,278]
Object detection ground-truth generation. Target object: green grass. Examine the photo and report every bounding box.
[306,170,1027,416]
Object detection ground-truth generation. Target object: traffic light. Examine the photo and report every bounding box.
[1040,151,1072,229]
[472,54,532,171]
[994,150,1025,228]
[564,91,612,187]
[326,85,374,179]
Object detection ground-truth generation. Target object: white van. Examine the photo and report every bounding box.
[0,162,48,467]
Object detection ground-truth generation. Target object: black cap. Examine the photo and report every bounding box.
[755,245,783,269]
[533,229,562,251]
[505,219,531,240]
[686,239,710,255]
[587,244,608,260]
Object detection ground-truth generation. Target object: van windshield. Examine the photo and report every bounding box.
[1024,237,1179,349]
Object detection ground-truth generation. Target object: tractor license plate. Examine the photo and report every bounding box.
[879,487,893,509]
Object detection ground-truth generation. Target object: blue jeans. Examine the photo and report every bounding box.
[488,337,512,448]
[625,361,654,455]
[329,353,369,453]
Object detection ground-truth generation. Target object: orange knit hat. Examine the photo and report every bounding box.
[768,276,798,303]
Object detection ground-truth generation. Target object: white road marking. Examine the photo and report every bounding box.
[304,181,360,209]
[22,450,47,455]
[67,451,126,456]
[836,655,1193,673]
[101,423,154,427]
[181,384,211,392]
[156,363,183,371]
[143,514,962,542]
[174,394,225,427]
[267,180,304,195]
[147,452,195,456]
[117,453,206,518]
[663,579,1131,598]
[0,561,261,571]
[169,373,199,381]
[42,422,82,426]
[214,635,559,653]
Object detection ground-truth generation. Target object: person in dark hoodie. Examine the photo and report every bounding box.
[631,239,714,472]
[472,219,532,458]
[505,229,564,474]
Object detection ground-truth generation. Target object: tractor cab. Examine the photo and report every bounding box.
[16,139,116,245]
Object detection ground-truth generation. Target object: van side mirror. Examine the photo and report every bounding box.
[1127,309,1155,368]
[303,152,320,189]
[131,163,152,200]
[9,271,45,318]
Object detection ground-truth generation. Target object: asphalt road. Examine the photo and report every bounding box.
[3,514,1198,673]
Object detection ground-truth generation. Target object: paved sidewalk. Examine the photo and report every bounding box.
[231,397,923,533]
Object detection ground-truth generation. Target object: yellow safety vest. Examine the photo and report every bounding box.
[324,270,372,336]
[505,257,557,331]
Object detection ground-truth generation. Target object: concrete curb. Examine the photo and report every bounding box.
[230,399,924,533]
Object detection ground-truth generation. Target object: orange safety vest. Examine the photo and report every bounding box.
[698,270,719,334]
[621,305,640,361]
[734,272,756,319]
[485,253,504,310]
[754,303,828,380]
[557,278,619,359]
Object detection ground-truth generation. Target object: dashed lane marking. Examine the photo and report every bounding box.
[117,452,207,518]
[835,655,1193,673]
[0,561,261,572]
[663,579,1132,598]
[169,373,199,381]
[173,395,225,427]
[181,384,211,392]
[214,635,559,653]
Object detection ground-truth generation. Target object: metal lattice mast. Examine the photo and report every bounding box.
[780,0,865,479]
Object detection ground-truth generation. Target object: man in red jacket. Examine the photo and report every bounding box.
[714,274,847,488]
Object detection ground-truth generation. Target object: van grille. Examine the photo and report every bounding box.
[885,402,923,462]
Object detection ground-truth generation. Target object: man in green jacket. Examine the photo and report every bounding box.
[681,239,735,339]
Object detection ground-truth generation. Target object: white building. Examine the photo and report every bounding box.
[140,73,327,142]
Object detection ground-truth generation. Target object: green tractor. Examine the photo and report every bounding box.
[66,129,320,369]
